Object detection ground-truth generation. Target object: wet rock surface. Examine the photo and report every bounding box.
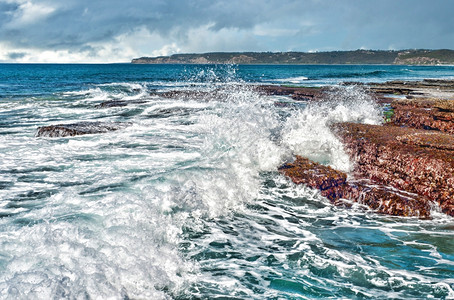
[153,89,230,102]
[389,99,454,133]
[368,79,454,97]
[95,100,147,108]
[279,156,347,191]
[345,79,454,104]
[256,85,327,101]
[333,123,454,217]
[276,79,454,217]
[36,122,131,137]
[146,107,205,118]
[279,156,431,218]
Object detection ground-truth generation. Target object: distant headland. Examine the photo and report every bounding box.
[131,49,454,65]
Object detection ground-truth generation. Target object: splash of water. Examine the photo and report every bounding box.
[281,85,382,171]
[1,65,422,299]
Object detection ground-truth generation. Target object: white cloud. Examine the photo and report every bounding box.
[151,43,181,57]
[6,0,56,27]
[181,24,261,53]
[0,0,453,62]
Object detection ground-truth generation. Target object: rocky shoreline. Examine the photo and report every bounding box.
[36,78,454,218]
[271,79,454,218]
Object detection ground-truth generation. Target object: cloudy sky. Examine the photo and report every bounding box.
[0,0,453,63]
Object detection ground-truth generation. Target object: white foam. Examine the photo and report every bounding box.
[2,67,453,299]
[281,85,382,171]
[165,84,284,218]
[62,82,151,104]
[0,189,195,299]
[275,76,309,83]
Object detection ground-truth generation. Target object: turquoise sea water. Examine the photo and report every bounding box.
[0,63,454,299]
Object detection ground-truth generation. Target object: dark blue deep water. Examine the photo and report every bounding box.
[1,63,454,96]
[0,63,453,299]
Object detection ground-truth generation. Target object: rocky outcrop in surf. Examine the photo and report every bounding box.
[389,99,454,134]
[278,79,454,218]
[257,85,327,101]
[333,122,454,217]
[95,100,147,108]
[36,122,131,137]
[279,156,431,218]
[154,89,229,101]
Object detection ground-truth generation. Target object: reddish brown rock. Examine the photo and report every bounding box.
[390,99,454,134]
[279,156,347,190]
[277,79,454,218]
[256,85,326,101]
[279,156,431,218]
[365,80,454,132]
[333,122,454,216]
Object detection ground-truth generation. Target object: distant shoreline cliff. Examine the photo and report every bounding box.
[131,49,454,65]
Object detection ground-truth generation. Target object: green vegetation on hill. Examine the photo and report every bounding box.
[395,49,454,65]
[131,49,454,65]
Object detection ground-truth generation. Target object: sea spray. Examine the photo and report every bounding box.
[0,78,394,298]
[167,82,284,219]
[281,85,382,171]
[1,64,454,299]
[160,79,390,298]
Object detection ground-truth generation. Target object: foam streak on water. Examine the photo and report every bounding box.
[0,64,453,299]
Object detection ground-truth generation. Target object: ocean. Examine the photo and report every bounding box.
[0,63,454,299]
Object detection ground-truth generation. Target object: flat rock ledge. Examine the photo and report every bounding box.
[277,80,454,218]
[279,156,431,218]
[256,85,327,101]
[332,123,454,217]
[389,99,454,134]
[36,121,131,137]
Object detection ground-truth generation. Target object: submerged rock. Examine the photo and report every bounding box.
[146,106,205,119]
[154,89,229,102]
[279,156,431,218]
[95,100,147,108]
[36,122,131,137]
[333,122,454,216]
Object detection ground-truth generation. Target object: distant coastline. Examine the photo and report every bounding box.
[131,49,454,65]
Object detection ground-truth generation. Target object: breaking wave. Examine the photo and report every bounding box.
[0,64,453,299]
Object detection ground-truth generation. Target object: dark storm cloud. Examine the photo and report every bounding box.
[333,1,454,50]
[0,1,20,20]
[7,51,26,59]
[0,0,290,49]
[0,0,453,61]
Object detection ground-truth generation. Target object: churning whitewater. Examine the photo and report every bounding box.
[0,64,453,299]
